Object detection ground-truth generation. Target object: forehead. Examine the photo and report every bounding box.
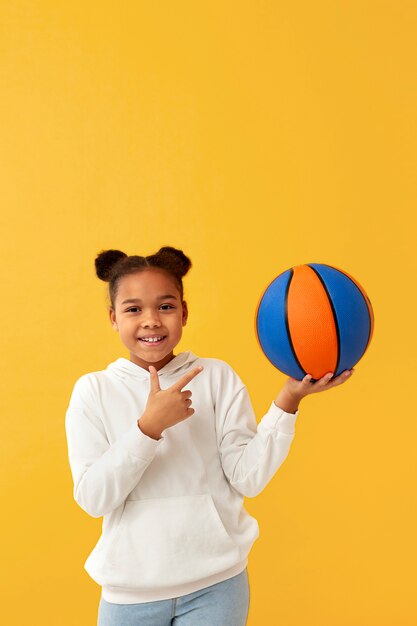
[117,270,180,301]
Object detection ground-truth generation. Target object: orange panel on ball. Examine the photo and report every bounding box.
[287,265,338,379]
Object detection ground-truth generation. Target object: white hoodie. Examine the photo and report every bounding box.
[65,351,299,603]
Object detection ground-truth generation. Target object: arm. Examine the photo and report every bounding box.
[274,388,300,413]
[217,366,355,498]
[65,376,161,518]
[216,369,299,499]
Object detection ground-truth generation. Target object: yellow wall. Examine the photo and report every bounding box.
[1,2,415,624]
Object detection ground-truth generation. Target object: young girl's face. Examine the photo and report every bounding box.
[109,269,188,371]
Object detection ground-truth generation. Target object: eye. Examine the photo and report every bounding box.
[126,304,174,313]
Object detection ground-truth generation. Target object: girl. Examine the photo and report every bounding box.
[65,246,354,626]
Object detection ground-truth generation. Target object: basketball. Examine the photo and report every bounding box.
[255,263,374,382]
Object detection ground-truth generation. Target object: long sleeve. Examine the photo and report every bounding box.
[216,371,299,498]
[65,376,161,518]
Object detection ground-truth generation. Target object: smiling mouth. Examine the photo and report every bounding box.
[138,336,167,344]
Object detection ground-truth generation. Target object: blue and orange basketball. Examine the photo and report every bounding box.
[255,263,374,381]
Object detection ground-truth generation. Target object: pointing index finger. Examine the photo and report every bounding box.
[172,366,204,391]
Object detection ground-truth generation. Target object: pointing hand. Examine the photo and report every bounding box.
[138,365,204,440]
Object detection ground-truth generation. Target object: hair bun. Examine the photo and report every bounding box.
[150,246,192,279]
[95,249,127,281]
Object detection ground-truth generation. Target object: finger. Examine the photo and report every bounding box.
[322,369,354,388]
[148,365,161,392]
[334,369,354,384]
[171,366,204,391]
[318,372,334,385]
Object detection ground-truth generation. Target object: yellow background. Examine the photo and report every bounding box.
[1,1,416,624]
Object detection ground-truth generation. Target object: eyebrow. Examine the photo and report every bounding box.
[121,295,178,305]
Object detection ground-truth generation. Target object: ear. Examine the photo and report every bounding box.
[181,300,188,326]
[109,308,118,331]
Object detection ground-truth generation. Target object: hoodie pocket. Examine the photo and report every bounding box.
[98,494,241,589]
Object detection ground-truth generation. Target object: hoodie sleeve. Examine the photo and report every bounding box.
[215,364,299,498]
[65,375,161,518]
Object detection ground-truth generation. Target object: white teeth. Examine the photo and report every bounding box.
[141,336,165,343]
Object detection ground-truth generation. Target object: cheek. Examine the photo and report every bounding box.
[172,321,183,333]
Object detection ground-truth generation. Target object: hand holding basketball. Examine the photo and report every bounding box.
[274,367,355,413]
[286,368,355,400]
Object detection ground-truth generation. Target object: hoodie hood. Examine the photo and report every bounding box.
[106,350,200,382]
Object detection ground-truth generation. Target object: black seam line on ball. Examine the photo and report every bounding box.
[319,263,373,354]
[307,264,340,376]
[285,268,306,377]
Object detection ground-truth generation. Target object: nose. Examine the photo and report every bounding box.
[141,310,162,328]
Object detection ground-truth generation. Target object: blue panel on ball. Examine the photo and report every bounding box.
[256,270,306,379]
[309,264,371,376]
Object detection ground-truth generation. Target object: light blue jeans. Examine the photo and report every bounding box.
[97,568,250,625]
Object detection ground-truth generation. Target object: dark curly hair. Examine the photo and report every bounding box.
[94,246,192,310]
